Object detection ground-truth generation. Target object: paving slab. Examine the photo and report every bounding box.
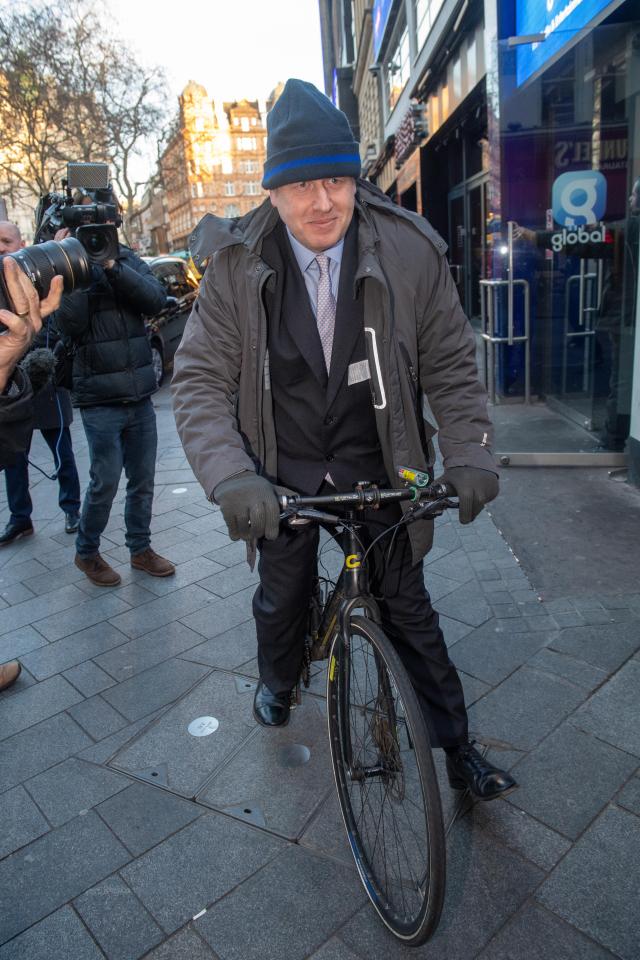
[120,812,284,934]
[468,796,572,870]
[537,805,640,959]
[195,844,366,960]
[24,757,131,827]
[178,593,256,640]
[101,657,211,723]
[0,712,92,791]
[179,618,259,671]
[467,665,587,752]
[433,584,492,627]
[0,583,87,637]
[32,592,131,642]
[63,659,117,697]
[139,556,226,596]
[549,620,640,672]
[0,905,104,960]
[94,620,206,681]
[570,658,640,757]
[0,625,49,662]
[110,669,255,796]
[74,874,164,960]
[68,693,130,741]
[449,620,554,685]
[616,775,640,816]
[199,695,334,839]
[339,816,543,960]
[0,785,49,859]
[0,675,83,741]
[477,902,617,959]
[107,584,220,640]
[142,927,218,959]
[97,781,203,856]
[0,811,130,944]
[527,647,609,692]
[77,709,166,765]
[308,939,364,960]
[21,621,131,680]
[507,723,638,838]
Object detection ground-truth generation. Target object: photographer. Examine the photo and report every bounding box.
[53,191,176,587]
[0,222,81,545]
[0,255,63,692]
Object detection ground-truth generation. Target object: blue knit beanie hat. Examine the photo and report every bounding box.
[262,79,361,189]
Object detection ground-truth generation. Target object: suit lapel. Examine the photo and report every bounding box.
[280,228,328,388]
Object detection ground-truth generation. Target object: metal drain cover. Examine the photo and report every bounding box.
[278,743,311,768]
[188,716,219,737]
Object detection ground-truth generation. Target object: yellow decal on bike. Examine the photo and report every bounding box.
[329,655,337,681]
[345,554,361,569]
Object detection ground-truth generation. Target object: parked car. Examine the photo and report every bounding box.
[144,255,199,386]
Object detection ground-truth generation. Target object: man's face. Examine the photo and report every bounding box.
[269,177,356,253]
[0,224,24,254]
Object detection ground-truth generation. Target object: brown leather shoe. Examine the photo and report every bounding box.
[0,661,21,692]
[131,548,175,577]
[74,552,122,586]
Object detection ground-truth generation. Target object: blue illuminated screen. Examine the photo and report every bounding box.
[373,0,394,59]
[516,0,613,86]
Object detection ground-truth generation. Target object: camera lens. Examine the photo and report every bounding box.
[9,237,91,299]
[82,229,108,258]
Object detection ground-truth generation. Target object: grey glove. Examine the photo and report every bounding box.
[437,466,499,525]
[213,472,280,542]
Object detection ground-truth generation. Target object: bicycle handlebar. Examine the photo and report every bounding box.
[277,480,458,512]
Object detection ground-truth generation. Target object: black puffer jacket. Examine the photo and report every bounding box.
[54,245,166,407]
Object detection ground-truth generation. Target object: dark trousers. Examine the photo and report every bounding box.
[77,399,157,557]
[253,499,469,749]
[3,426,81,523]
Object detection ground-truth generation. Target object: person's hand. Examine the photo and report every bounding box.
[54,228,70,241]
[213,472,280,541]
[0,259,64,391]
[436,466,499,524]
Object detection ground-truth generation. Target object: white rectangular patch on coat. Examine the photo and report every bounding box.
[348,359,370,385]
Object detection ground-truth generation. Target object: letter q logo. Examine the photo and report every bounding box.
[552,170,606,227]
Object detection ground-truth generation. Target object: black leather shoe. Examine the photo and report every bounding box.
[253,680,291,727]
[64,512,80,534]
[0,520,34,546]
[446,742,517,801]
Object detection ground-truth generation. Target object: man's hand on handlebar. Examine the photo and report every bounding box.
[436,466,499,524]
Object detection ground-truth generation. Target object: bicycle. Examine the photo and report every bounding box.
[277,467,459,947]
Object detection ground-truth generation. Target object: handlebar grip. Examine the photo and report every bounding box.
[428,481,458,499]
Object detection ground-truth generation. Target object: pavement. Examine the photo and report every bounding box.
[0,380,639,960]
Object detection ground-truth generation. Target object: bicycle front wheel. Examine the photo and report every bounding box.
[327,615,446,946]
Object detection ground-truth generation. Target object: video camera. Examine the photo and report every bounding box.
[0,162,120,313]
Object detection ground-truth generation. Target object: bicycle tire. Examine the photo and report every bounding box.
[327,615,446,946]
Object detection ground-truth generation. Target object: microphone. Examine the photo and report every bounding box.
[20,347,56,394]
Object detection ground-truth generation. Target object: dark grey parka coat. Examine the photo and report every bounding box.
[171,180,495,562]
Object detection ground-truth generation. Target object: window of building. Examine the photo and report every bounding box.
[233,117,240,126]
[385,23,410,113]
[221,157,233,174]
[225,204,240,217]
[241,116,250,131]
[224,181,235,196]
[245,181,261,195]
[415,0,444,54]
[237,136,257,150]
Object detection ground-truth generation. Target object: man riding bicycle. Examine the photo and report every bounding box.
[171,79,516,801]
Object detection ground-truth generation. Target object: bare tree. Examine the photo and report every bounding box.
[0,0,169,214]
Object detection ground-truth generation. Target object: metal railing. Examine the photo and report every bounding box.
[480,276,531,404]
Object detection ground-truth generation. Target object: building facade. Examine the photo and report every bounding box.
[320,0,640,484]
[159,82,271,251]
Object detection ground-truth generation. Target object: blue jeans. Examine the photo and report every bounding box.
[3,427,81,523]
[77,399,157,557]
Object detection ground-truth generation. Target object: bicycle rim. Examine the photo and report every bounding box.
[327,615,446,946]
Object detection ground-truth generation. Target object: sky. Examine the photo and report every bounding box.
[105,0,326,104]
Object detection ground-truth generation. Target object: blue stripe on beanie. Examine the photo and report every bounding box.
[262,79,360,189]
[267,152,362,177]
